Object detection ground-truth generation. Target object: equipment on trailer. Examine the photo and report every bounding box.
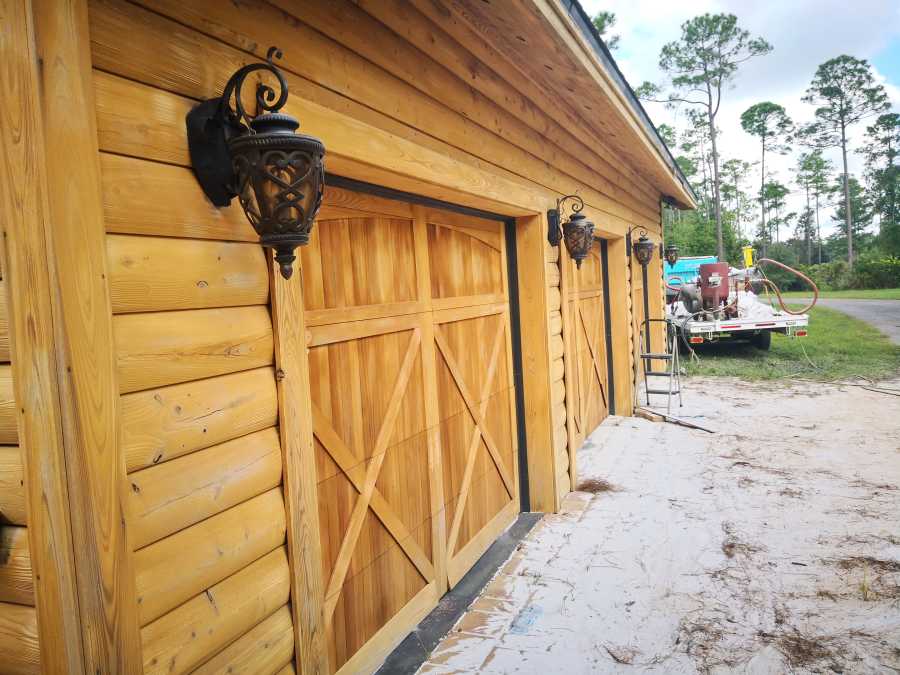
[664,249,818,350]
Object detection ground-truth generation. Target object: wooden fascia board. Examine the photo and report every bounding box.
[531,0,697,210]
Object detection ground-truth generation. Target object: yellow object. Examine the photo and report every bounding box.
[742,246,755,268]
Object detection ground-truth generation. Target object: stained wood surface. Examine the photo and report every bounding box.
[562,243,610,490]
[0,601,39,675]
[107,234,269,313]
[0,447,25,526]
[87,0,675,227]
[134,488,286,625]
[0,525,32,605]
[119,367,278,472]
[0,284,8,362]
[140,547,291,675]
[0,367,16,446]
[73,1,672,672]
[270,257,329,674]
[306,192,518,671]
[190,604,295,675]
[127,427,282,549]
[114,306,274,393]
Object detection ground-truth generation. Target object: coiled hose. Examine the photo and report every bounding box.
[755,258,819,315]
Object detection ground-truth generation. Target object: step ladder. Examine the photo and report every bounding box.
[639,317,683,415]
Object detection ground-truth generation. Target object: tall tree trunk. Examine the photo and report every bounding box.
[760,140,767,256]
[840,122,853,267]
[805,182,812,264]
[708,108,724,259]
[815,191,822,264]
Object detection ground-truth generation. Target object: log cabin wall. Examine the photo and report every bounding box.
[0,275,40,672]
[1,0,694,672]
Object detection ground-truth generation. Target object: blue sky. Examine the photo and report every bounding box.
[581,0,900,236]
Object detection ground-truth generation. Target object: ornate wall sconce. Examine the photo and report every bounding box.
[547,195,595,268]
[631,230,656,267]
[186,47,325,279]
[664,243,679,266]
[626,226,657,354]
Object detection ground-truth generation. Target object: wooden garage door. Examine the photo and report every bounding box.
[301,186,518,672]
[565,242,610,453]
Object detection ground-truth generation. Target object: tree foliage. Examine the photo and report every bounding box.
[591,11,620,51]
[802,55,889,265]
[860,112,900,254]
[651,14,772,259]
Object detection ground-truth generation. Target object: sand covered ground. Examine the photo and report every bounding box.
[418,377,900,674]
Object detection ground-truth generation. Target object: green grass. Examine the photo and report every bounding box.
[779,288,900,300]
[682,305,900,381]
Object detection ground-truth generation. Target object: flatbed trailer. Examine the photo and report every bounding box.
[674,313,809,349]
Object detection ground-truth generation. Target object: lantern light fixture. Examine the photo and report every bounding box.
[547,194,595,269]
[664,242,679,266]
[186,47,325,279]
[631,229,656,267]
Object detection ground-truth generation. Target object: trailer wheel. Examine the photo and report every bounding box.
[752,330,771,350]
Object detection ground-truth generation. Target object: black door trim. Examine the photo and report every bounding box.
[504,219,530,512]
[599,239,616,415]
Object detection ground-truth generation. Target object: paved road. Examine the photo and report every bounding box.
[794,297,900,344]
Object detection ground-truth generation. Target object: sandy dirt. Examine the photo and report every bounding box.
[417,377,900,674]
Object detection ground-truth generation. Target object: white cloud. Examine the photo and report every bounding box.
[580,0,900,241]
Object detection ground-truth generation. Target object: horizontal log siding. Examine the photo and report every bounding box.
[0,260,36,673]
[546,244,570,504]
[90,2,296,663]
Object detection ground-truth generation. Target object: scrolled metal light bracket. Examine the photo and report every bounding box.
[547,194,594,269]
[186,47,325,279]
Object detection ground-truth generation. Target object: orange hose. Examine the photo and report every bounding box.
[665,275,685,292]
[755,258,819,315]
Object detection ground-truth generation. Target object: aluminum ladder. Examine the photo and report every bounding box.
[639,317,683,415]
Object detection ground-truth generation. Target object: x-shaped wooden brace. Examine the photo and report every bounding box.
[434,316,515,562]
[578,305,608,414]
[318,328,425,623]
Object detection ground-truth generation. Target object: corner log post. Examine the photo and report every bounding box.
[0,0,85,671]
[34,0,143,670]
[513,213,558,512]
[269,260,329,675]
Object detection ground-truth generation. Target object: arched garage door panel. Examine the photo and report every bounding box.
[301,186,518,672]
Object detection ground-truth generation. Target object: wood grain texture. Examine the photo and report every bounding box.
[114,306,274,393]
[119,366,278,473]
[134,488,286,625]
[107,234,269,314]
[190,604,294,675]
[89,0,543,215]
[140,547,291,675]
[270,259,329,674]
[0,447,25,526]
[0,525,32,605]
[0,366,17,444]
[127,427,282,549]
[118,0,658,226]
[0,282,8,362]
[0,601,39,675]
[100,153,257,241]
[33,0,145,667]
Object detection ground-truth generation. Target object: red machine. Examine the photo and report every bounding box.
[698,262,730,311]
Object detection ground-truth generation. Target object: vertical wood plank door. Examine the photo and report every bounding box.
[302,187,519,673]
[565,243,610,463]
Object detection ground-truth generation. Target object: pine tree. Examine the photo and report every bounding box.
[740,102,793,252]
[803,56,889,266]
[640,14,772,259]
